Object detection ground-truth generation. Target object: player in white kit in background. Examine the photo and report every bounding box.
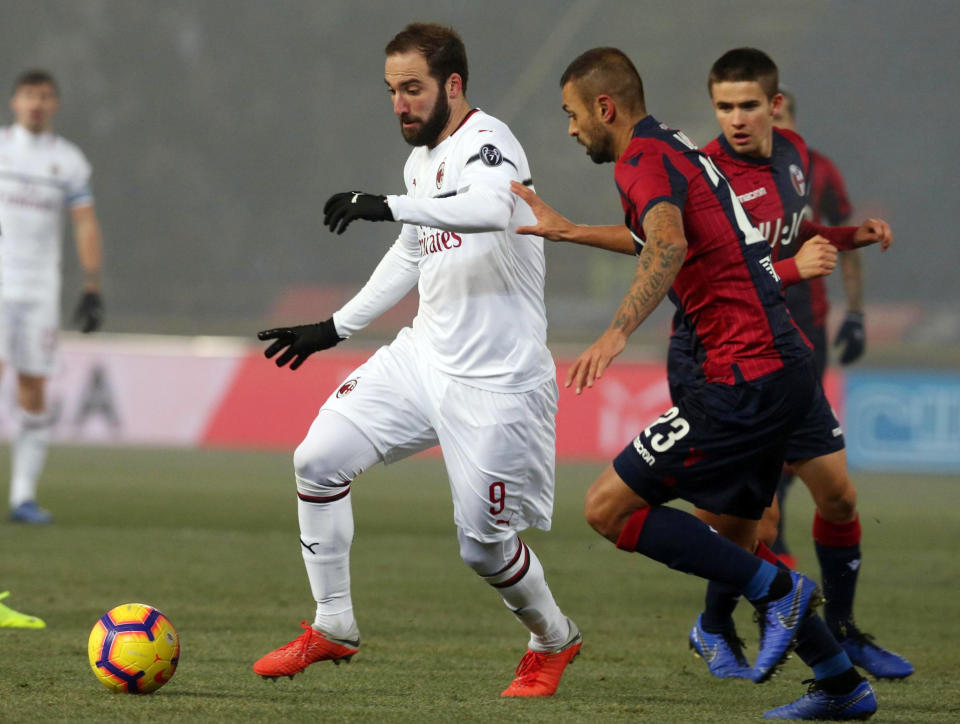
[252,23,581,697]
[0,70,105,524]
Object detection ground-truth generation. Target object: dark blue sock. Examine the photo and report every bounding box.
[618,506,766,591]
[701,581,741,634]
[793,610,850,672]
[815,541,861,636]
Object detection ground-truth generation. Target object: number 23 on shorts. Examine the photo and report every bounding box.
[643,406,691,453]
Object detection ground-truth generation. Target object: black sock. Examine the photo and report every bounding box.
[701,581,740,634]
[817,667,864,696]
[815,541,861,637]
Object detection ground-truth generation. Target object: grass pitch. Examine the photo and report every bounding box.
[1,446,958,722]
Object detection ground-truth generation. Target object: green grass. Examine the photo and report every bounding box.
[1,446,958,722]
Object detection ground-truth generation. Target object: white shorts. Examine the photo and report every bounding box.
[319,328,558,542]
[0,297,59,376]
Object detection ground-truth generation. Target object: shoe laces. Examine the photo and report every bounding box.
[513,650,548,682]
[276,621,318,655]
[721,631,750,666]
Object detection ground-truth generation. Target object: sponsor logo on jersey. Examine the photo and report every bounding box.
[479,144,502,166]
[436,161,445,189]
[737,186,767,203]
[757,207,810,249]
[337,379,358,398]
[789,163,806,196]
[417,226,463,256]
[632,436,656,466]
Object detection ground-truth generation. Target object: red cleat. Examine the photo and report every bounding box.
[501,620,581,697]
[253,621,359,679]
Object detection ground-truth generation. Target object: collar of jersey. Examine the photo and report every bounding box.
[11,123,54,146]
[427,107,481,154]
[716,132,773,166]
[630,114,662,139]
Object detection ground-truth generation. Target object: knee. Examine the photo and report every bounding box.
[816,481,857,523]
[457,531,516,577]
[583,486,621,543]
[293,437,345,491]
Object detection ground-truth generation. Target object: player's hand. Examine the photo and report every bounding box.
[794,236,838,280]
[323,191,394,235]
[833,311,865,365]
[73,291,104,333]
[853,218,892,251]
[510,181,576,241]
[565,328,628,394]
[258,318,343,370]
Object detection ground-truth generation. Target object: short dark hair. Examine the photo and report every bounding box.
[13,69,58,96]
[560,47,645,113]
[385,23,469,93]
[708,48,778,99]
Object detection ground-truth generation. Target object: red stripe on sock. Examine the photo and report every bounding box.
[491,537,524,577]
[754,540,781,565]
[812,511,861,547]
[297,487,351,504]
[491,543,530,588]
[615,507,652,551]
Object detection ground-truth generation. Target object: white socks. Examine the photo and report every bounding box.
[293,410,380,641]
[459,530,569,651]
[297,491,357,641]
[9,408,51,508]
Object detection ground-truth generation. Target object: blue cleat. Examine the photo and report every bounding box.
[10,501,53,524]
[688,614,753,679]
[839,629,914,679]
[763,678,877,720]
[753,571,821,683]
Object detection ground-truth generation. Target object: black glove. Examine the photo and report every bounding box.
[833,311,865,365]
[258,318,343,370]
[74,291,104,333]
[323,191,393,235]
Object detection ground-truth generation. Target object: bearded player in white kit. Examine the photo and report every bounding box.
[0,70,105,524]
[252,23,581,697]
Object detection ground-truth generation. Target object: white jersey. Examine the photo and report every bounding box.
[0,123,93,301]
[335,109,554,393]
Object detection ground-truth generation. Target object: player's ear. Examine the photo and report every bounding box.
[770,92,784,118]
[446,73,463,100]
[597,94,616,124]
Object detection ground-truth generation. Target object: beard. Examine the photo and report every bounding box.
[400,90,451,148]
[584,128,617,164]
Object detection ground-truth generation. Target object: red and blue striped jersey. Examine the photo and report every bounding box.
[618,116,810,385]
[704,128,828,329]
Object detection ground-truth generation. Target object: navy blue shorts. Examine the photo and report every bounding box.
[613,359,823,520]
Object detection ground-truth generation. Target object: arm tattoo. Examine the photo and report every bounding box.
[609,202,687,335]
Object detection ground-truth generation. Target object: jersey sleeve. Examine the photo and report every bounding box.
[332,227,420,337]
[814,153,852,225]
[65,146,94,208]
[616,149,689,232]
[386,126,522,233]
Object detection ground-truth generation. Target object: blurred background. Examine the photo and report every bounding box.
[0,0,956,356]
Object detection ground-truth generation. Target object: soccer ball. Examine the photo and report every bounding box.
[87,603,180,694]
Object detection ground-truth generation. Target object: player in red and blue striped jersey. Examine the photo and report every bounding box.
[690,48,912,683]
[769,89,863,564]
[515,46,878,719]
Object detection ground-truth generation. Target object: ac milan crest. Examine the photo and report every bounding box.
[436,161,445,189]
[336,379,358,398]
[788,164,806,196]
